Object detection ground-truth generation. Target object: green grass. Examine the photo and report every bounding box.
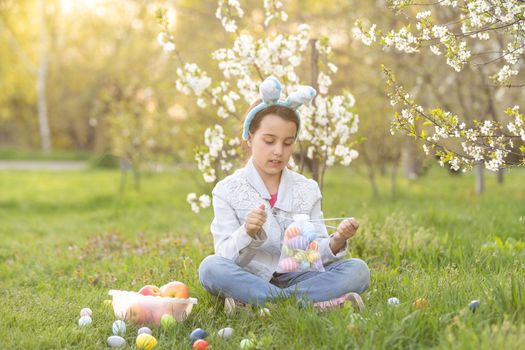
[0,165,523,349]
[0,146,94,161]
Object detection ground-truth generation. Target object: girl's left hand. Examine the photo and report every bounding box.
[335,218,359,240]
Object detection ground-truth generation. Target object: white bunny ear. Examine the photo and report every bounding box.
[259,76,282,104]
[286,85,317,109]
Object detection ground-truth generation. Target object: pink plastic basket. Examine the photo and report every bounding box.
[109,289,197,326]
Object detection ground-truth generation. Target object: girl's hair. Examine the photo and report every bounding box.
[241,99,300,159]
[245,99,300,136]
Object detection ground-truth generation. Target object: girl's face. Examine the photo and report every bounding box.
[248,113,297,179]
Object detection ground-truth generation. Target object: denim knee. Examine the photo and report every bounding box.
[344,258,370,293]
[198,255,224,292]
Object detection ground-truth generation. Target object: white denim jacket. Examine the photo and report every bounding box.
[210,158,348,281]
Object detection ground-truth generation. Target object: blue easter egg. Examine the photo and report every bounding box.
[112,320,126,335]
[304,229,317,242]
[287,236,309,250]
[300,222,316,234]
[469,300,480,311]
[190,328,208,342]
[300,261,310,271]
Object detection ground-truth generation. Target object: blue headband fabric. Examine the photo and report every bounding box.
[242,76,317,140]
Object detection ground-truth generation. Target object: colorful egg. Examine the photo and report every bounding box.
[258,307,270,317]
[80,307,92,317]
[277,257,298,272]
[412,298,429,309]
[103,299,113,308]
[217,327,234,339]
[138,327,152,335]
[304,229,317,242]
[281,245,293,257]
[107,335,126,348]
[308,241,318,251]
[136,333,157,350]
[294,250,309,261]
[284,226,300,240]
[192,339,209,350]
[469,300,480,311]
[78,315,92,327]
[300,222,316,234]
[240,338,256,350]
[387,297,400,305]
[189,328,208,342]
[312,259,324,271]
[112,320,126,335]
[307,250,320,263]
[160,314,175,330]
[299,261,310,271]
[287,236,309,250]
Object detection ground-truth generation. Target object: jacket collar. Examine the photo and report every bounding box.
[245,158,293,212]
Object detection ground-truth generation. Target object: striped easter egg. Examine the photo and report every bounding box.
[286,236,309,250]
[284,226,301,241]
[277,257,298,272]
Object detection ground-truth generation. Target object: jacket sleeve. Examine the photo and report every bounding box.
[210,191,267,266]
[309,184,348,265]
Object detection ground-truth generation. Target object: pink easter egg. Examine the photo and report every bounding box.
[277,257,298,272]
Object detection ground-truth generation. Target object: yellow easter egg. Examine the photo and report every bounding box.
[308,251,320,263]
[412,298,429,310]
[136,333,157,350]
[103,299,112,308]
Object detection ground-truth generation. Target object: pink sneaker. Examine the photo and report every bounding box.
[313,292,365,312]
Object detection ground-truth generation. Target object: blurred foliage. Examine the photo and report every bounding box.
[1,0,520,183]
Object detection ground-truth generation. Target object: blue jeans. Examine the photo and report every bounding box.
[198,255,370,305]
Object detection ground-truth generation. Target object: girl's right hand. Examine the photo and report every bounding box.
[244,204,267,238]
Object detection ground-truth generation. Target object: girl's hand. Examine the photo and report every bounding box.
[334,218,359,241]
[244,204,267,238]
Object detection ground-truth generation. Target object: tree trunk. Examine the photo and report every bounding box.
[497,168,504,184]
[361,149,379,197]
[475,163,484,194]
[401,138,421,180]
[37,0,51,152]
[391,151,401,198]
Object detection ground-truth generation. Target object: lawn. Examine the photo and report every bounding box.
[0,165,523,349]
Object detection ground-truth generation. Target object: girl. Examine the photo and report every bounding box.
[198,77,369,313]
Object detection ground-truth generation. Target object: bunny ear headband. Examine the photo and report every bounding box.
[242,76,317,140]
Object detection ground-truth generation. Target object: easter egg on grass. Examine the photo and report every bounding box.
[277,257,298,272]
[78,315,92,327]
[112,320,126,335]
[138,327,152,335]
[388,297,400,305]
[80,307,92,317]
[107,335,126,348]
[284,226,300,241]
[160,314,175,330]
[412,298,429,309]
[240,338,256,350]
[136,333,157,350]
[287,236,309,250]
[192,339,209,350]
[189,328,208,342]
[217,327,234,339]
[469,300,480,311]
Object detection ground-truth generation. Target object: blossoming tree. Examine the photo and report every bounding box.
[157,0,359,213]
[353,0,525,172]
